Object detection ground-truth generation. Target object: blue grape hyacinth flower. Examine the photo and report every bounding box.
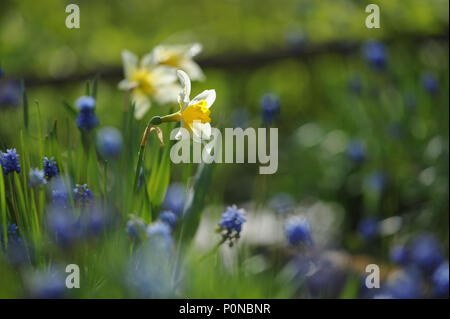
[28,168,47,187]
[126,216,147,241]
[285,216,312,246]
[421,72,439,95]
[385,267,423,299]
[347,140,366,164]
[146,222,173,250]
[1,148,21,175]
[0,80,20,108]
[162,183,186,216]
[46,208,81,247]
[409,234,444,273]
[390,244,409,265]
[158,211,178,230]
[260,93,280,125]
[432,262,449,298]
[43,157,59,180]
[75,96,99,131]
[357,218,379,240]
[73,184,94,207]
[96,126,123,158]
[27,268,66,299]
[1,222,21,251]
[218,205,246,246]
[362,40,387,70]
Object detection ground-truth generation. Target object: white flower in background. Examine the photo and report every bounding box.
[118,50,180,119]
[150,43,205,81]
[161,70,215,143]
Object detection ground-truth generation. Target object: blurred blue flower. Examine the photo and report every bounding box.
[0,222,21,251]
[27,268,65,299]
[230,107,250,129]
[260,93,280,125]
[362,40,387,70]
[409,234,444,273]
[73,184,94,207]
[146,222,173,250]
[357,218,379,240]
[285,217,312,246]
[75,96,98,131]
[366,171,387,192]
[43,157,59,180]
[162,183,186,216]
[347,140,366,163]
[50,177,69,208]
[46,207,81,246]
[0,68,3,78]
[0,222,27,265]
[421,72,439,95]
[293,252,348,298]
[432,262,449,298]
[126,217,147,240]
[96,126,123,158]
[28,168,47,187]
[1,148,21,175]
[126,241,173,297]
[390,244,409,265]
[81,205,106,237]
[52,189,68,208]
[159,211,178,230]
[268,192,295,216]
[75,96,96,111]
[0,81,20,108]
[385,267,422,299]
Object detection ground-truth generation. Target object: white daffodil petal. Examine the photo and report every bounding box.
[177,70,191,97]
[203,140,213,156]
[154,83,181,105]
[132,93,151,120]
[140,51,157,69]
[152,66,178,84]
[201,122,212,140]
[118,79,136,90]
[180,60,205,81]
[191,121,210,142]
[121,50,138,78]
[190,89,216,108]
[186,43,202,58]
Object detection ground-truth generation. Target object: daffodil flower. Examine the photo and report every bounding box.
[150,43,205,81]
[119,50,180,119]
[161,70,215,143]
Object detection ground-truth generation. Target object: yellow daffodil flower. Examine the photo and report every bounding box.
[150,43,205,81]
[118,50,180,119]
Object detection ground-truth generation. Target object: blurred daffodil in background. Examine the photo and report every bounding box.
[118,50,180,119]
[151,43,205,81]
[119,43,205,120]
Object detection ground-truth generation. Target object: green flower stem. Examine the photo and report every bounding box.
[133,116,163,192]
[198,237,227,263]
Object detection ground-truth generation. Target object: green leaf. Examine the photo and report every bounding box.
[21,80,29,131]
[176,162,214,245]
[62,101,78,118]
